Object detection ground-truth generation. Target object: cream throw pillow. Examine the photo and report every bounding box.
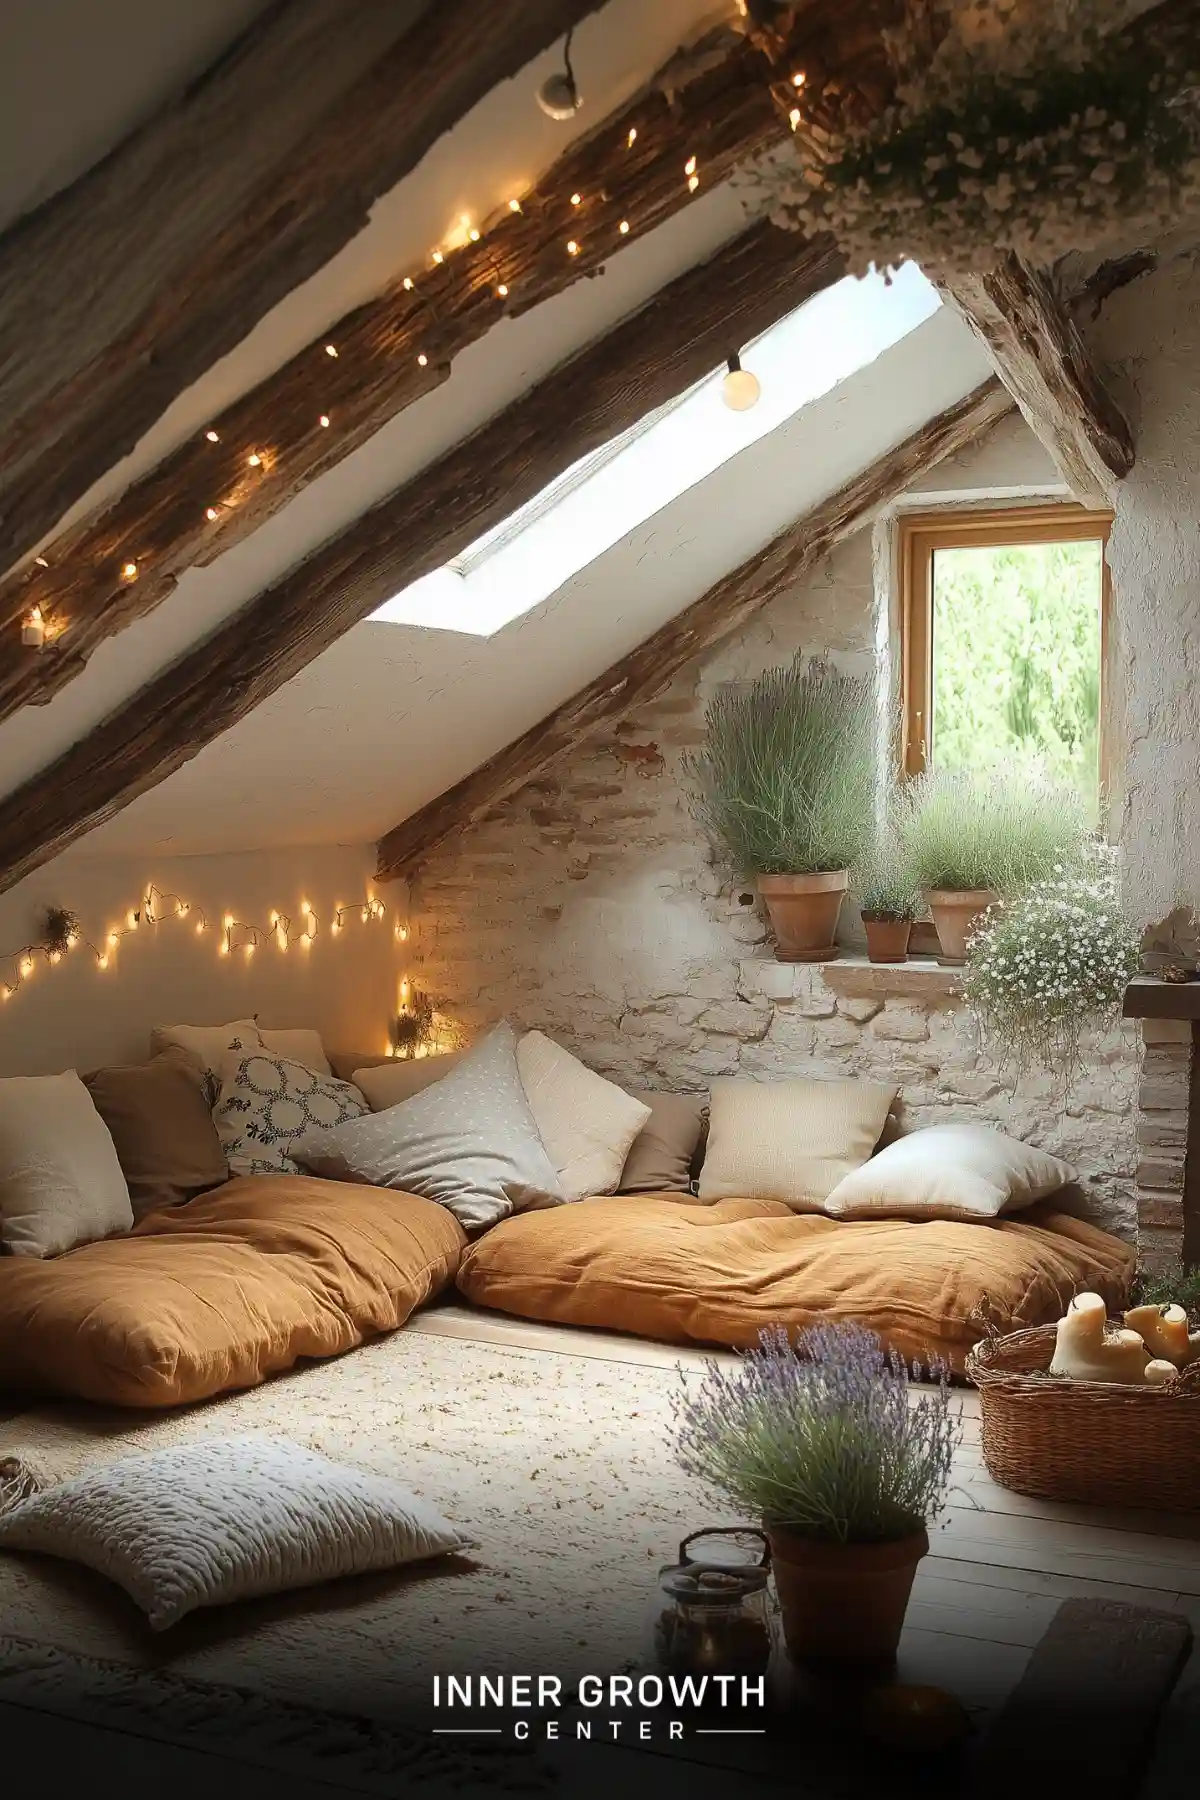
[822,1122,1077,1221]
[0,1072,133,1257]
[698,1076,897,1211]
[0,1435,471,1630]
[516,1031,651,1202]
[151,1019,263,1075]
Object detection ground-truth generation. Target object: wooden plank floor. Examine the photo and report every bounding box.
[413,1305,1200,1756]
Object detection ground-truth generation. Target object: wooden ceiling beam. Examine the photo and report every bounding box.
[0,221,840,895]
[0,23,786,725]
[945,255,1135,504]
[375,378,1016,881]
[0,0,610,584]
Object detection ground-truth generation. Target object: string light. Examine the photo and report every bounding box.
[618,220,630,234]
[789,107,801,130]
[324,344,339,359]
[22,606,45,649]
[496,283,509,298]
[34,555,49,568]
[417,353,428,367]
[566,239,580,255]
[508,198,522,213]
[121,561,138,582]
[247,452,262,467]
[570,193,582,206]
[468,227,480,242]
[205,429,220,443]
[688,174,699,192]
[432,250,444,264]
[206,507,220,521]
[685,156,697,176]
[403,277,414,290]
[792,71,807,87]
[319,415,330,428]
[627,128,637,147]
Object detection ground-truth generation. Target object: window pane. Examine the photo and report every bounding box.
[930,539,1104,813]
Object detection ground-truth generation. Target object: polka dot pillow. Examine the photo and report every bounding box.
[212,1048,369,1177]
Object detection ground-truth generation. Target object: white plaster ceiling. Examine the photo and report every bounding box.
[80,305,998,858]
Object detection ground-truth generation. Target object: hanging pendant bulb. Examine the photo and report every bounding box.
[537,29,582,119]
[722,350,761,412]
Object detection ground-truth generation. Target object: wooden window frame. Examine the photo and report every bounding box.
[899,502,1113,783]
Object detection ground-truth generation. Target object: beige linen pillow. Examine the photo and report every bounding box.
[352,1051,464,1110]
[516,1031,651,1202]
[698,1076,897,1211]
[258,1028,331,1078]
[0,1072,134,1257]
[617,1091,708,1194]
[0,1435,471,1631]
[151,1018,263,1076]
[822,1122,1077,1222]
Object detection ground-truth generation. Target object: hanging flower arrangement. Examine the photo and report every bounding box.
[962,841,1142,1084]
[753,0,1200,276]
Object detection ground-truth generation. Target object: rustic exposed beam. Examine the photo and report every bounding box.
[946,255,1135,504]
[0,24,786,724]
[0,0,610,584]
[0,222,840,895]
[375,378,1015,880]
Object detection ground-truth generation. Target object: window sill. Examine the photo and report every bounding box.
[818,954,963,1000]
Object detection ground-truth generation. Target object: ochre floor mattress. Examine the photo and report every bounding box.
[456,1193,1136,1373]
[0,1176,465,1408]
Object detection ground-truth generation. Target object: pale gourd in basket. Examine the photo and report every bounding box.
[1124,1302,1200,1368]
[1049,1292,1179,1386]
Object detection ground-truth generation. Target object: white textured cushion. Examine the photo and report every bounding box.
[698,1076,897,1211]
[298,1022,562,1232]
[0,1435,470,1630]
[822,1123,1077,1221]
[516,1031,651,1202]
[151,1019,263,1076]
[212,1049,368,1177]
[0,1072,133,1258]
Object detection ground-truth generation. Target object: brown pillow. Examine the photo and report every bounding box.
[349,1052,465,1112]
[328,1050,394,1084]
[84,1048,227,1220]
[617,1091,708,1194]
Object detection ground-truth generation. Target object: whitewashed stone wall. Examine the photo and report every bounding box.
[412,494,1139,1238]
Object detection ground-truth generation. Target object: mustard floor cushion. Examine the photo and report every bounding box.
[0,1175,466,1408]
[455,1193,1135,1374]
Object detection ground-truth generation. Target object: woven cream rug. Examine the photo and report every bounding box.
[0,1321,714,1722]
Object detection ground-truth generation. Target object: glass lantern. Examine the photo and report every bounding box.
[652,1528,774,1679]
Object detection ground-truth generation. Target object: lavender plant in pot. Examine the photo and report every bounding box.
[684,658,875,961]
[671,1323,959,1665]
[852,821,921,964]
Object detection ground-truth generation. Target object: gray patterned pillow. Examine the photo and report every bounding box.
[212,1049,369,1177]
[296,1022,563,1231]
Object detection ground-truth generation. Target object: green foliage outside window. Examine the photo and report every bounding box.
[931,541,1103,814]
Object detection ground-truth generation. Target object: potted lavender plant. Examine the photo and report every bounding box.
[671,1323,959,1664]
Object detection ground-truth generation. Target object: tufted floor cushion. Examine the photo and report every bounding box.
[0,1175,465,1408]
[455,1192,1135,1374]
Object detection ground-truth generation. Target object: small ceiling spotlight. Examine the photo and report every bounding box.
[537,28,582,120]
[722,349,761,412]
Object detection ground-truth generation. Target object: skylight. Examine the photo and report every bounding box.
[373,263,940,638]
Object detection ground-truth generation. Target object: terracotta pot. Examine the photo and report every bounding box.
[768,1526,929,1664]
[923,887,997,966]
[758,871,848,962]
[862,915,912,965]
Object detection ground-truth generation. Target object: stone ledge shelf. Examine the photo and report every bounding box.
[738,954,962,1000]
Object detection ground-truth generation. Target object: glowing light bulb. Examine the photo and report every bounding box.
[248,452,262,467]
[496,283,509,297]
[49,950,61,965]
[403,277,414,290]
[789,107,801,130]
[121,561,138,582]
[325,344,338,358]
[417,353,428,367]
[195,921,205,934]
[223,914,234,929]
[722,352,761,412]
[468,227,480,242]
[97,955,109,970]
[432,250,443,264]
[205,429,220,443]
[508,198,521,213]
[126,910,138,929]
[244,942,255,958]
[206,506,220,521]
[397,924,409,942]
[685,156,697,176]
[219,941,229,956]
[66,933,78,947]
[792,71,806,87]
[618,220,630,235]
[301,933,312,950]
[20,957,33,978]
[35,555,49,568]
[269,911,279,926]
[22,607,45,649]
[688,174,699,192]
[319,414,330,428]
[566,239,579,255]
[107,932,119,946]
[570,193,582,206]
[626,128,637,147]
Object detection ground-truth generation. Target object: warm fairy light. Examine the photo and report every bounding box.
[432,250,444,264]
[301,900,312,915]
[66,933,78,948]
[121,561,138,582]
[206,506,220,521]
[126,910,138,929]
[325,344,338,358]
[789,107,801,129]
[22,606,45,649]
[195,920,205,934]
[97,955,109,970]
[468,227,480,242]
[20,956,33,978]
[35,555,49,568]
[496,283,509,297]
[792,71,807,87]
[319,414,330,428]
[508,198,522,213]
[205,430,220,443]
[49,951,61,965]
[403,277,414,290]
[688,174,699,192]
[417,353,428,367]
[685,156,697,176]
[570,192,582,206]
[269,911,279,926]
[618,220,630,234]
[244,943,255,958]
[247,452,262,467]
[224,914,234,929]
[219,940,229,956]
[626,128,637,147]
[107,932,119,946]
[567,239,579,255]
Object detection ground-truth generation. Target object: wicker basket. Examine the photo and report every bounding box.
[965,1324,1200,1512]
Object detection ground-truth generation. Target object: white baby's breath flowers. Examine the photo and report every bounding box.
[962,840,1142,1085]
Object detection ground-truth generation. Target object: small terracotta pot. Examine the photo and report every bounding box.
[862,914,912,964]
[923,887,997,965]
[758,870,848,962]
[768,1526,929,1664]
